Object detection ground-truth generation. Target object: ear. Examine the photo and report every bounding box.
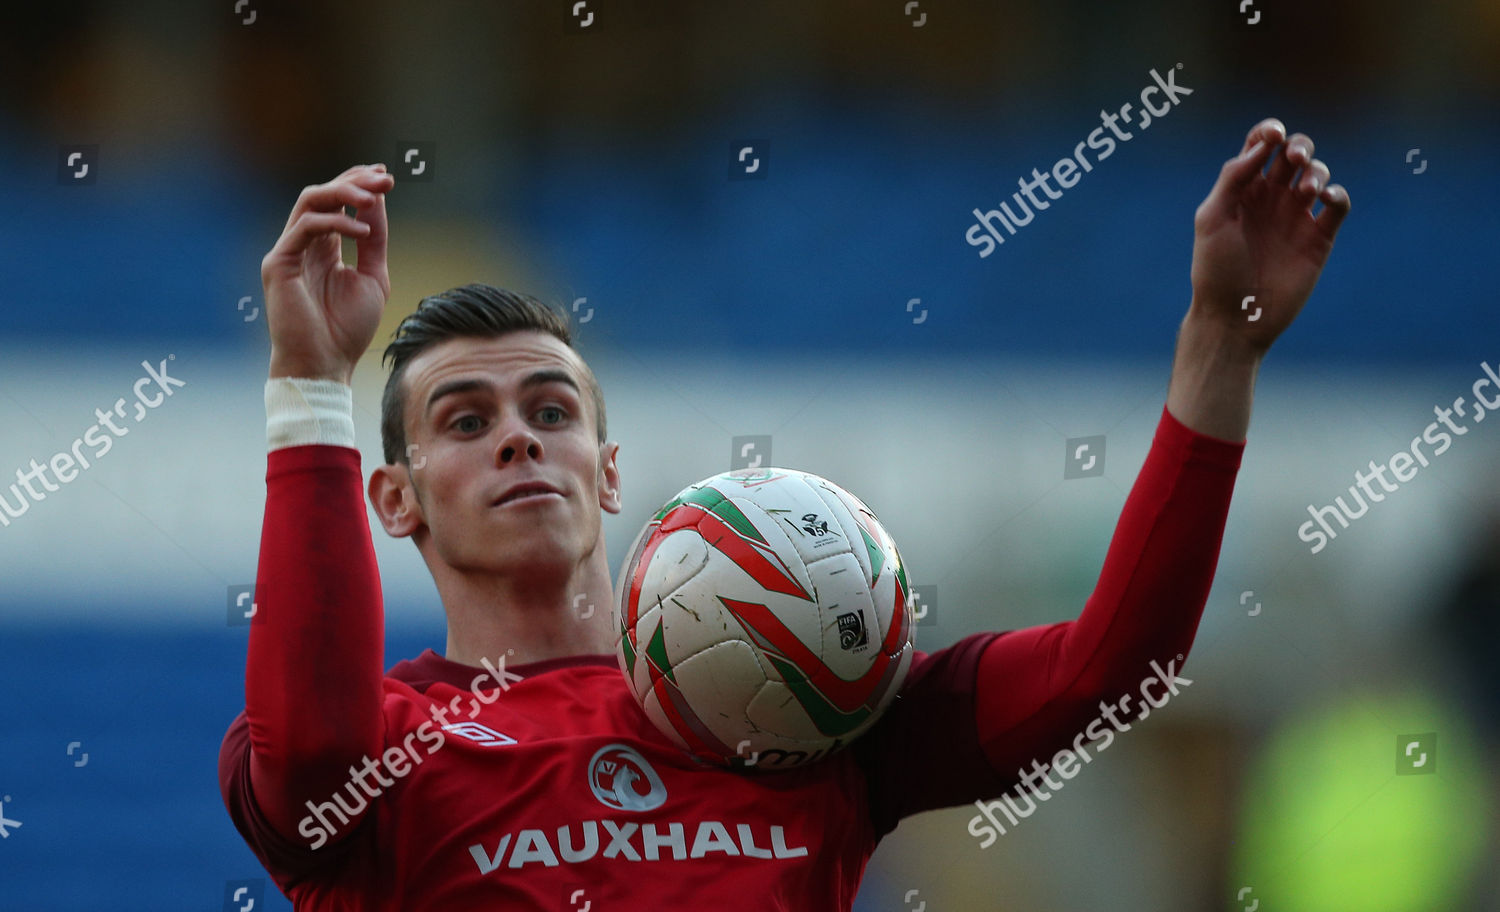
[598,440,622,515]
[370,462,425,537]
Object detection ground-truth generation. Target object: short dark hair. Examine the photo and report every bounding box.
[379,284,606,466]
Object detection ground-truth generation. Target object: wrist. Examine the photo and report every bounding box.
[1181,298,1268,363]
[1165,305,1262,443]
[269,351,355,385]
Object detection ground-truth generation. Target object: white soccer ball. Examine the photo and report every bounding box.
[615,467,915,770]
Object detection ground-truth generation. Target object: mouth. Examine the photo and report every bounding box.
[493,483,564,507]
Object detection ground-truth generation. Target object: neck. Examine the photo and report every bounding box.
[438,550,616,668]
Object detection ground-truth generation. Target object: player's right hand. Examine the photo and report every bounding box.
[262,164,395,383]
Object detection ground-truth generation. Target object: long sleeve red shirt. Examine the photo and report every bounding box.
[219,403,1243,909]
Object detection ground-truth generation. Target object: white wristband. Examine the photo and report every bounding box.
[265,377,356,451]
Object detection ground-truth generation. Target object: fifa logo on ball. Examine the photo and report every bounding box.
[837,610,869,651]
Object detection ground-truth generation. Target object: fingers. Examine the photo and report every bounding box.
[1294,157,1331,200]
[1282,148,1347,240]
[1233,120,1343,205]
[1212,118,1350,243]
[1209,117,1290,206]
[1206,121,1351,243]
[1265,132,1313,188]
[1240,117,1287,156]
[1315,183,1351,237]
[353,170,391,285]
[281,167,395,235]
[264,211,373,279]
[264,165,394,285]
[1219,134,1277,193]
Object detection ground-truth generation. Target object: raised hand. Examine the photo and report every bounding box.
[1188,118,1351,351]
[261,164,395,382]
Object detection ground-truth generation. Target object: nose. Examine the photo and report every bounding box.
[493,414,543,465]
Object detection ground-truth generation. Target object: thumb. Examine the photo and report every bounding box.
[354,181,390,291]
[1198,139,1272,227]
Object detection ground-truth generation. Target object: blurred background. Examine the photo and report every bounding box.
[1,0,1498,909]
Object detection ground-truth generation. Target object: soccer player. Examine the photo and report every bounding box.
[220,117,1349,908]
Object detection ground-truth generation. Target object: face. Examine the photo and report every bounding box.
[375,331,620,580]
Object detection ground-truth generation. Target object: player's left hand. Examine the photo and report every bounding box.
[1188,118,1351,351]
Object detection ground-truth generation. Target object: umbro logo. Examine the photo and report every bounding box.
[443,722,518,746]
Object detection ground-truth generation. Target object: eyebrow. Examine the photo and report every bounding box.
[424,369,582,419]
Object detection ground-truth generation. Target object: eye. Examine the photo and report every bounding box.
[537,406,567,425]
[450,414,484,434]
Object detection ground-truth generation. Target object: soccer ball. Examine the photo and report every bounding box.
[615,467,915,770]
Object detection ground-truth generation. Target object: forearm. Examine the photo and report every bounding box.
[1164,300,1265,444]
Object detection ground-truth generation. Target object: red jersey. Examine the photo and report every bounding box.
[221,634,1004,909]
[220,399,1243,910]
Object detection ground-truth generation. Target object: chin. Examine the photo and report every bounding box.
[483,540,579,574]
